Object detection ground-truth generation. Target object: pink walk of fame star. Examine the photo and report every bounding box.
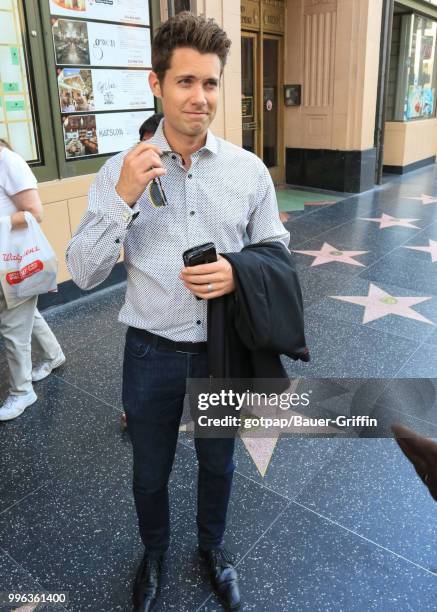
[405,239,437,263]
[405,194,437,205]
[359,213,421,229]
[330,283,434,325]
[293,242,368,267]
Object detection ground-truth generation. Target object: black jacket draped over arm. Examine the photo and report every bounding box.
[207,241,309,386]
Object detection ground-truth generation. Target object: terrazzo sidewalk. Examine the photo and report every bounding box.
[1,166,437,611]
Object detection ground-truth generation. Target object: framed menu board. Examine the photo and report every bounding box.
[49,0,154,161]
[49,0,149,26]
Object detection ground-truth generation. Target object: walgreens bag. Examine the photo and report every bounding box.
[0,211,58,308]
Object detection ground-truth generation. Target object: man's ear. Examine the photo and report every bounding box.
[149,71,162,98]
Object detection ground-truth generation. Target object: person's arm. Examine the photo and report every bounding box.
[66,143,165,290]
[246,163,290,248]
[1,150,42,229]
[392,423,437,501]
[10,188,43,229]
[66,163,137,290]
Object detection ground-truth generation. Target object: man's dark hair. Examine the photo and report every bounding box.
[139,112,164,140]
[152,12,231,82]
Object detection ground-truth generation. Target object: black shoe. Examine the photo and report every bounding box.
[132,552,164,612]
[200,548,241,610]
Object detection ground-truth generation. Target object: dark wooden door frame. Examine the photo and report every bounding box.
[374,0,395,184]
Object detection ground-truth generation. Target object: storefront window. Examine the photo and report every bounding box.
[0,0,40,162]
[393,13,437,121]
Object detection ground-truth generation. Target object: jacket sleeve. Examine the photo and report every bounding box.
[65,160,139,290]
[246,162,290,248]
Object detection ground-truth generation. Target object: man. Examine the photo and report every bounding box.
[120,112,165,432]
[392,423,437,501]
[66,12,289,611]
[139,112,163,142]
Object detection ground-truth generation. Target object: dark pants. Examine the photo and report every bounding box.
[122,327,236,556]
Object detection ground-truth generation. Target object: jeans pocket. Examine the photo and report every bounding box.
[125,329,153,359]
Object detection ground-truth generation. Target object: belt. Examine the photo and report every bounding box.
[131,327,207,354]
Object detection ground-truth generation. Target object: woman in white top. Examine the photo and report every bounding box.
[0,139,65,421]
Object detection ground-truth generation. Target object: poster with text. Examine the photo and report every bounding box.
[62,110,153,158]
[58,68,153,113]
[52,19,151,68]
[49,0,150,26]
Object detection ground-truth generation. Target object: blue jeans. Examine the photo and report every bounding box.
[122,327,236,555]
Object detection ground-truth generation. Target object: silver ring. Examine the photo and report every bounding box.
[207,283,213,293]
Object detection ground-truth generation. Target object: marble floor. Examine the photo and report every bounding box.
[1,166,437,611]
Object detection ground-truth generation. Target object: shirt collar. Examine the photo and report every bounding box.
[148,117,218,157]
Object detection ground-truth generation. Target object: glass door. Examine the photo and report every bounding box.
[241,32,259,156]
[263,34,283,182]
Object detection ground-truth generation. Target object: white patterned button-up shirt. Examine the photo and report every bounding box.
[66,119,290,341]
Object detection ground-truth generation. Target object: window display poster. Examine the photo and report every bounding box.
[58,68,153,113]
[405,85,434,119]
[0,13,38,163]
[62,110,153,158]
[52,19,151,68]
[49,0,150,26]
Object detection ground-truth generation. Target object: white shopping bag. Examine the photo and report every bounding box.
[0,211,58,308]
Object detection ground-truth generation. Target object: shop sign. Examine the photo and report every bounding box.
[49,0,149,26]
[50,1,154,161]
[57,68,153,113]
[52,19,151,68]
[242,96,254,118]
[62,110,153,159]
[241,0,260,31]
[262,6,284,33]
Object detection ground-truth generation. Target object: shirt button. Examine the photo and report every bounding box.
[188,173,193,179]
[171,154,176,160]
[122,212,131,222]
[190,211,195,216]
[196,320,201,325]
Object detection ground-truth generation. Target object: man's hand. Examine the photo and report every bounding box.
[392,423,437,501]
[180,255,235,299]
[115,142,166,207]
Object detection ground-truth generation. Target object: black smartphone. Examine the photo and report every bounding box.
[183,243,217,267]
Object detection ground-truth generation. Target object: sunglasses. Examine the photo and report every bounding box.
[138,140,168,208]
[148,175,168,208]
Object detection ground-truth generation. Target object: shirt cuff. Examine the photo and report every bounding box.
[105,184,138,228]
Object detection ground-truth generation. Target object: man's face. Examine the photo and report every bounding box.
[149,47,221,139]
